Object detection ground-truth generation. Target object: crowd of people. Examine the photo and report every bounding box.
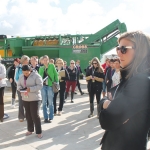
[0,53,121,137]
[0,30,150,149]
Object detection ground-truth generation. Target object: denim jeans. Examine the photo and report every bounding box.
[41,86,54,120]
[102,81,106,92]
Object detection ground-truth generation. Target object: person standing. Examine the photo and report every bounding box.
[102,58,110,97]
[39,56,44,66]
[8,58,20,108]
[75,60,84,95]
[49,59,54,64]
[105,59,115,93]
[39,55,58,123]
[86,57,104,118]
[53,58,68,116]
[85,60,92,74]
[30,56,40,72]
[14,55,30,122]
[17,65,43,138]
[63,61,68,69]
[65,60,78,103]
[0,56,7,122]
[99,31,150,150]
[111,59,121,88]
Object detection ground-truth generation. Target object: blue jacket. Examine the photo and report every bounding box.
[14,64,22,83]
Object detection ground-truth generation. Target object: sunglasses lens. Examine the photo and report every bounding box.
[116,46,127,54]
[121,46,127,54]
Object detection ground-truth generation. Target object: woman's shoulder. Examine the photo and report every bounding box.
[125,73,150,89]
[48,63,55,68]
[66,67,71,70]
[31,71,41,78]
[39,65,44,70]
[19,74,24,79]
[132,73,150,81]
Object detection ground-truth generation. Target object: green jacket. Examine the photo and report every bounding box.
[39,64,58,86]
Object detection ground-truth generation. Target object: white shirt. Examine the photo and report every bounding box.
[112,71,120,87]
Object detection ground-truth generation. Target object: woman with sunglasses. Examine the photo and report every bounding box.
[99,31,150,150]
[65,60,78,103]
[86,57,104,118]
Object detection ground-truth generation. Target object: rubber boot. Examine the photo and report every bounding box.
[88,103,94,118]
[71,92,74,103]
[0,105,4,122]
[97,104,100,119]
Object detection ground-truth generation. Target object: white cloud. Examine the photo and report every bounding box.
[0,20,13,28]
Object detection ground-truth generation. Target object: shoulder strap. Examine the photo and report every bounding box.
[44,68,52,82]
[65,68,70,80]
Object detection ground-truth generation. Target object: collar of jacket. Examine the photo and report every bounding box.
[56,67,64,71]
[43,63,51,69]
[92,66,98,71]
[120,60,133,80]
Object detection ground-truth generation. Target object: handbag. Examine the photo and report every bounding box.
[44,69,60,93]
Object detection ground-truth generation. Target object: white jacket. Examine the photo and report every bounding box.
[0,64,7,87]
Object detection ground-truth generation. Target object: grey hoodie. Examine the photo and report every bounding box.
[17,71,43,101]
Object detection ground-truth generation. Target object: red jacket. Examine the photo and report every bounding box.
[102,63,109,74]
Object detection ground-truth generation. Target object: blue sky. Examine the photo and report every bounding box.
[0,0,150,54]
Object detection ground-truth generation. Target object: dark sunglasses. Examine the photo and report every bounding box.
[116,46,133,54]
[92,63,97,64]
[70,63,74,64]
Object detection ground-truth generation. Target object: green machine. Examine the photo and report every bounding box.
[1,19,127,70]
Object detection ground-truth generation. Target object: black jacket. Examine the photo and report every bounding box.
[31,65,40,72]
[66,67,78,81]
[99,70,150,150]
[86,67,104,93]
[105,67,115,92]
[8,65,16,80]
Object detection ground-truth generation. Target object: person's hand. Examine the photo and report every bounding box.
[107,92,113,100]
[27,88,30,92]
[103,100,111,109]
[0,78,2,80]
[10,78,13,83]
[94,76,97,80]
[90,75,93,79]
